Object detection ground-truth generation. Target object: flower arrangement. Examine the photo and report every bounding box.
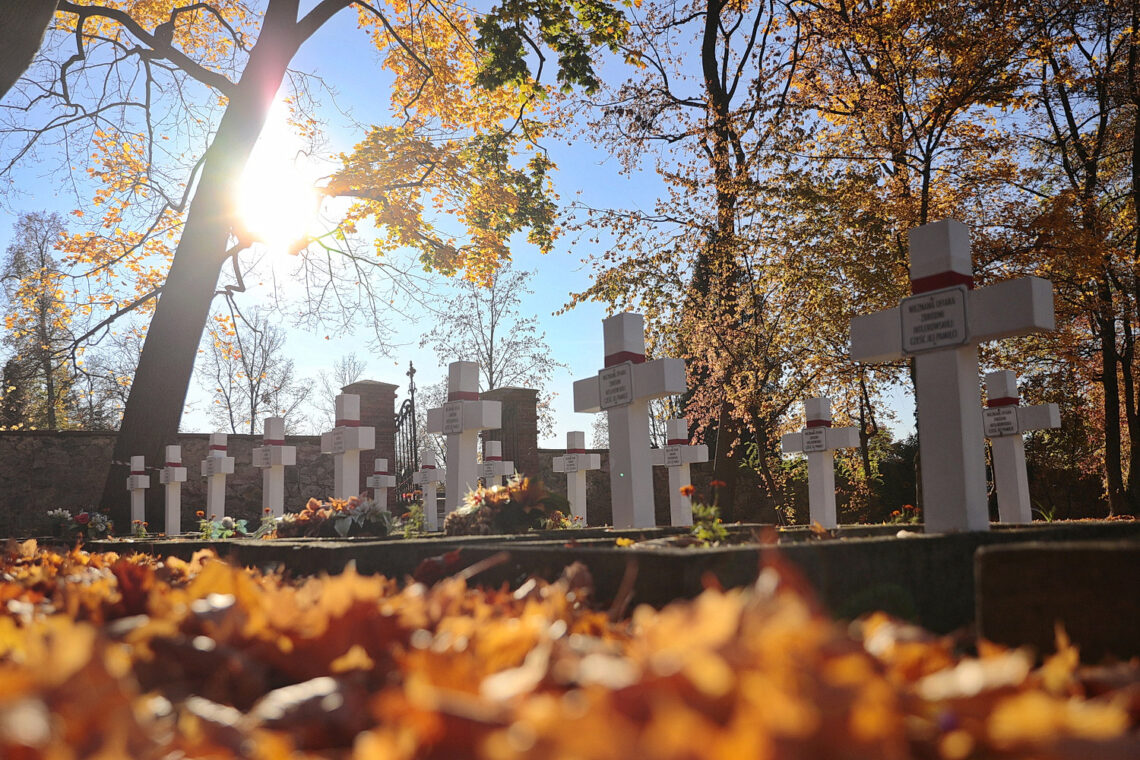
[889,503,922,525]
[275,496,393,538]
[196,509,277,540]
[688,480,729,543]
[50,508,114,539]
[131,519,149,538]
[399,500,426,538]
[444,475,571,536]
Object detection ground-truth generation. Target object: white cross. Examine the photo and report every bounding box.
[425,361,502,515]
[366,458,396,506]
[159,445,187,535]
[125,454,150,528]
[200,433,235,519]
[850,220,1055,531]
[780,398,860,529]
[552,431,601,523]
[412,449,446,531]
[480,439,514,487]
[573,313,687,527]
[983,370,1060,524]
[650,418,709,527]
[253,416,296,517]
[321,394,376,500]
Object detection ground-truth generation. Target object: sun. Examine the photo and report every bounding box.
[234,98,320,255]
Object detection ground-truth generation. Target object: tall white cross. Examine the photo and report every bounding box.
[850,220,1055,531]
[650,418,709,527]
[321,394,376,500]
[480,439,514,487]
[159,445,187,535]
[253,416,296,517]
[780,398,860,529]
[366,458,396,506]
[412,449,446,531]
[425,362,501,514]
[552,431,601,523]
[983,370,1060,524]
[200,433,235,519]
[573,313,687,528]
[125,455,150,528]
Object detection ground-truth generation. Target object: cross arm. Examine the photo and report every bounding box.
[829,427,861,449]
[969,277,1054,342]
[1017,403,1060,432]
[850,307,903,363]
[633,358,687,399]
[780,432,804,455]
[573,376,601,413]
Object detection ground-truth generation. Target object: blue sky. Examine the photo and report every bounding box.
[0,4,916,446]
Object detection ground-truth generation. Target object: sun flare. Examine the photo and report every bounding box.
[234,98,320,255]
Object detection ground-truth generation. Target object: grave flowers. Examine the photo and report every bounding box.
[67,509,113,539]
[275,496,394,538]
[444,475,571,536]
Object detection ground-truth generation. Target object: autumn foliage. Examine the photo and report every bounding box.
[0,539,1136,758]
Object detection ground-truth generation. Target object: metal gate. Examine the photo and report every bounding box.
[394,361,418,508]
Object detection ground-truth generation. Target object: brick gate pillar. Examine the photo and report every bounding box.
[343,380,398,509]
[480,387,539,480]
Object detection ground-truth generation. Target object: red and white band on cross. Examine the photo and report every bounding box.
[263,438,285,446]
[805,419,832,428]
[448,390,479,401]
[334,418,361,427]
[910,270,974,294]
[604,350,645,367]
[209,444,227,452]
[986,396,1019,407]
[566,448,586,454]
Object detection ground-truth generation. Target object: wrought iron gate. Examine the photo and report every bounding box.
[394,361,418,508]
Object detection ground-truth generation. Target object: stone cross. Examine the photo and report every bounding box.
[125,455,150,528]
[425,362,502,515]
[252,416,296,517]
[850,220,1055,531]
[159,445,187,535]
[412,449,446,531]
[983,370,1061,524]
[780,398,860,529]
[200,433,235,519]
[573,313,687,527]
[366,458,396,506]
[480,439,514,487]
[650,418,709,527]
[552,431,601,523]
[321,394,376,500]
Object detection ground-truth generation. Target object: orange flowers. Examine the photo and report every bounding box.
[710,479,727,489]
[680,484,695,497]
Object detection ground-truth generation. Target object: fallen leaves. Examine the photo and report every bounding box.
[0,543,1135,758]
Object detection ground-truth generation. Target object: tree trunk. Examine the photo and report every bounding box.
[0,0,58,100]
[99,2,306,527]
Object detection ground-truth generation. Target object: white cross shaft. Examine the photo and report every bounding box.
[573,313,687,528]
[321,394,376,500]
[480,440,514,487]
[253,416,297,517]
[125,454,150,528]
[849,220,1055,532]
[200,433,235,519]
[159,444,187,535]
[425,362,501,516]
[983,370,1061,523]
[366,457,396,507]
[552,431,601,523]
[412,449,446,531]
[779,398,859,529]
[649,418,709,526]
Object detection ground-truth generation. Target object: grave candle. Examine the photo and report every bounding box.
[321,394,376,500]
[125,454,150,528]
[480,440,514,487]
[425,362,502,516]
[650,418,709,527]
[850,220,1055,531]
[552,431,601,523]
[252,416,296,517]
[412,449,446,531]
[200,433,235,519]
[366,458,396,506]
[159,445,187,535]
[983,370,1061,524]
[780,398,860,529]
[573,313,687,527]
